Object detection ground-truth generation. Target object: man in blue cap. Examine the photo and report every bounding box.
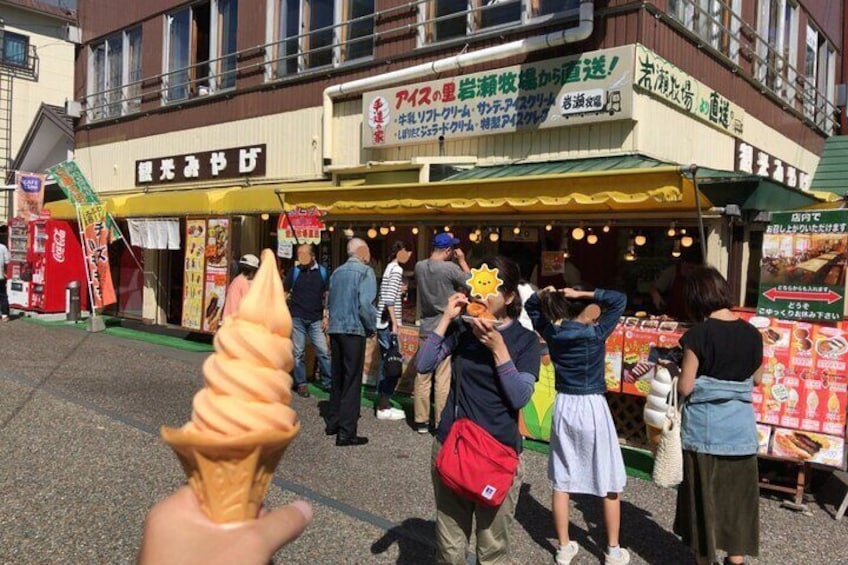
[412,233,470,434]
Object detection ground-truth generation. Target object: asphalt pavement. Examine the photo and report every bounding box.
[1,319,846,564]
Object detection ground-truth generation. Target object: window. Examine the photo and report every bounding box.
[421,0,576,44]
[87,27,143,120]
[0,30,29,67]
[804,24,836,132]
[669,0,741,61]
[270,0,374,79]
[755,0,798,99]
[164,0,238,102]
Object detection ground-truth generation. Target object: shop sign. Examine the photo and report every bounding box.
[14,171,45,219]
[758,211,848,322]
[277,207,327,258]
[362,45,635,148]
[79,204,117,309]
[734,139,811,190]
[634,45,745,135]
[47,160,121,240]
[135,144,266,186]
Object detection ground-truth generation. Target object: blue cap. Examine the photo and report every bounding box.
[433,233,461,249]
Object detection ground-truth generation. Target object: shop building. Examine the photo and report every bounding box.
[45,0,844,332]
[0,0,77,218]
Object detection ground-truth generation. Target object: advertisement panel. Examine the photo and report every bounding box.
[182,219,207,330]
[79,204,116,309]
[14,171,45,219]
[202,218,230,333]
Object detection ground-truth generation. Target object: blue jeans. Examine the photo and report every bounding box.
[376,327,400,399]
[292,318,332,389]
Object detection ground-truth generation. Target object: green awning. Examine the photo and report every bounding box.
[695,168,823,211]
[811,136,848,196]
[443,154,671,180]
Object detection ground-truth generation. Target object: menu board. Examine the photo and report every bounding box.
[181,219,207,330]
[621,318,685,396]
[736,311,847,468]
[202,218,230,333]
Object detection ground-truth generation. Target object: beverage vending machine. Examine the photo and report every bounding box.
[27,218,89,313]
[6,217,31,309]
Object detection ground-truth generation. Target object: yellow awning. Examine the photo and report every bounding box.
[43,167,706,219]
[45,187,240,219]
[283,167,705,216]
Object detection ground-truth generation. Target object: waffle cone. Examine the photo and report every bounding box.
[161,424,300,523]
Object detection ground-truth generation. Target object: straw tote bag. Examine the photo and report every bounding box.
[652,378,683,488]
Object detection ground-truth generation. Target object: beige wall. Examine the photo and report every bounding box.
[5,7,75,166]
[75,107,324,193]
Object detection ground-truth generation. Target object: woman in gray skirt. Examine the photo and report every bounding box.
[675,266,763,565]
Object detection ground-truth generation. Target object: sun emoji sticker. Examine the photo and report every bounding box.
[467,264,504,300]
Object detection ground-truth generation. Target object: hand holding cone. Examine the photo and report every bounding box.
[161,249,300,523]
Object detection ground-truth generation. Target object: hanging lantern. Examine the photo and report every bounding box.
[411,226,420,235]
[672,239,682,258]
[545,223,553,231]
[667,222,677,238]
[571,226,585,241]
[602,222,611,233]
[469,231,479,243]
[260,213,270,221]
[587,229,599,245]
[634,233,647,247]
[379,226,390,236]
[681,235,694,248]
[489,229,500,242]
[389,224,396,232]
[367,227,378,239]
[513,225,521,235]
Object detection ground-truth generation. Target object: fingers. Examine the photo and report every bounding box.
[251,500,313,556]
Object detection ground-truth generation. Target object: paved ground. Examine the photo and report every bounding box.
[1,319,846,564]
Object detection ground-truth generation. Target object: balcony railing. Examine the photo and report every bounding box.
[81,0,839,136]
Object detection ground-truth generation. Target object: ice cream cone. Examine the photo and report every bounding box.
[161,425,300,523]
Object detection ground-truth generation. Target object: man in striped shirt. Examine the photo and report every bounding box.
[374,241,414,420]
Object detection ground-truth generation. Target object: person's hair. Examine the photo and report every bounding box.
[539,284,595,322]
[388,240,413,262]
[241,264,258,279]
[297,243,316,257]
[477,255,522,320]
[683,265,733,321]
[347,237,367,256]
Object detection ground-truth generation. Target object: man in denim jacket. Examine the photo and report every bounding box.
[326,237,378,446]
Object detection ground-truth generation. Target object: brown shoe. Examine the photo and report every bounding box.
[296,384,310,398]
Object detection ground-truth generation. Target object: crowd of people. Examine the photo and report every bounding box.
[142,234,764,565]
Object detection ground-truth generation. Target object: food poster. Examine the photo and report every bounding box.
[605,323,625,392]
[541,251,565,277]
[202,218,230,333]
[621,320,684,396]
[812,324,847,437]
[771,427,845,468]
[748,316,795,425]
[181,219,207,330]
[365,326,421,393]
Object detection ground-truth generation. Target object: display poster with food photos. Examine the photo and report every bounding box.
[181,219,207,330]
[202,218,230,333]
[739,311,846,468]
[620,318,685,396]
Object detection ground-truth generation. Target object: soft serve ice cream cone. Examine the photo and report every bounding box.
[161,249,299,523]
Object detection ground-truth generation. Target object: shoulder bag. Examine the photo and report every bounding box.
[652,377,683,488]
[435,357,520,507]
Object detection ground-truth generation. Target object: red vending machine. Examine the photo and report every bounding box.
[6,217,31,309]
[28,218,89,313]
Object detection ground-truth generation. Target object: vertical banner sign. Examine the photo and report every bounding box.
[79,204,117,308]
[758,211,848,322]
[47,160,121,240]
[14,171,46,219]
[203,218,230,333]
[182,219,207,330]
[277,207,327,257]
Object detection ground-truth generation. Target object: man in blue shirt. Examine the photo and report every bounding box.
[326,238,377,446]
[284,244,331,397]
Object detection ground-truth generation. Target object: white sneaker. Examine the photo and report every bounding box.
[376,407,405,421]
[555,541,579,564]
[605,548,631,565]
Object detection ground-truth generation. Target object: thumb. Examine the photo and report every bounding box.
[250,500,313,555]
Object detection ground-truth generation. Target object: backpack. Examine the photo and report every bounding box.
[291,264,329,286]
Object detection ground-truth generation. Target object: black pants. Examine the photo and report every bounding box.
[328,334,366,440]
[0,279,9,317]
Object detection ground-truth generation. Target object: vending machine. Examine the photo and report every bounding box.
[27,218,89,313]
[6,217,31,309]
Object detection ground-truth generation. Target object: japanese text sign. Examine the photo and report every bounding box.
[362,45,635,148]
[734,139,811,190]
[79,204,116,309]
[277,207,327,257]
[634,45,745,135]
[758,211,848,322]
[135,144,266,186]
